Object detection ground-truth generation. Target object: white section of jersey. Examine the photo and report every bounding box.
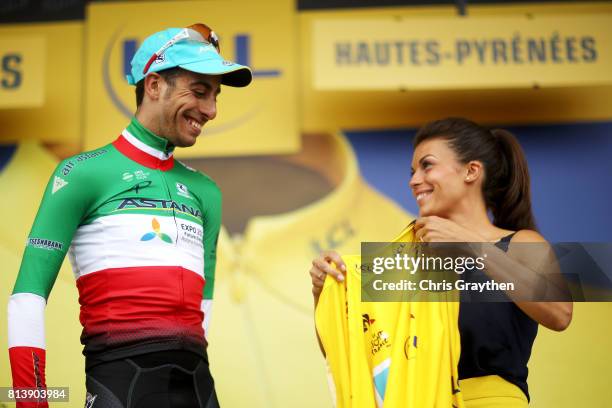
[68,214,204,278]
[122,129,173,160]
[8,293,46,348]
[201,299,213,338]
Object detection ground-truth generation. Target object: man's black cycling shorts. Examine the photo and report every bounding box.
[84,350,220,408]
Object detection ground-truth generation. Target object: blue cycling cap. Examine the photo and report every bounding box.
[126,26,252,87]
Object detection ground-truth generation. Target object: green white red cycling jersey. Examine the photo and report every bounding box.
[8,118,221,407]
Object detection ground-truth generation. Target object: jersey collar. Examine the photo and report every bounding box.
[113,118,175,170]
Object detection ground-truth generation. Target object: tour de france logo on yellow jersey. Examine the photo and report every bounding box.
[362,312,393,405]
[363,313,391,356]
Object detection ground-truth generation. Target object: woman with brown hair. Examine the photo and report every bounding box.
[310,117,573,407]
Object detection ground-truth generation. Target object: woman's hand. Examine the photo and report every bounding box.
[415,216,485,242]
[310,250,346,304]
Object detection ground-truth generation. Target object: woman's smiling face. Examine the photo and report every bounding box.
[409,138,470,218]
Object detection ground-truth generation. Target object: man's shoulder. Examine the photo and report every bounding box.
[57,144,114,178]
[45,144,115,198]
[174,160,220,190]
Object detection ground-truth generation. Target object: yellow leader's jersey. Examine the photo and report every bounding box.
[315,224,464,408]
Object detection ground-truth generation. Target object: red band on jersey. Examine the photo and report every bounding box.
[76,266,205,351]
[113,135,174,171]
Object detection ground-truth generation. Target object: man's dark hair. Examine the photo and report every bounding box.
[135,67,184,107]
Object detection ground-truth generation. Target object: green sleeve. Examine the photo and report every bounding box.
[202,180,222,300]
[12,159,92,299]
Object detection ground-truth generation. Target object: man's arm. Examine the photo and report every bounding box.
[200,180,222,338]
[8,159,90,407]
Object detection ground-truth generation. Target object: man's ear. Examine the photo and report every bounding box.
[465,160,484,184]
[143,73,163,101]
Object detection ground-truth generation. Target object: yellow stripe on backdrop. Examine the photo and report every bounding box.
[83,0,299,158]
[0,22,82,151]
[3,2,612,152]
[299,2,612,131]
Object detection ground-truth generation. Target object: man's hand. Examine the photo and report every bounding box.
[310,250,346,303]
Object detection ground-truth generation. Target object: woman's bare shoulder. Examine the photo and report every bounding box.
[512,229,547,243]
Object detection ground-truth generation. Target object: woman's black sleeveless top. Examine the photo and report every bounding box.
[458,233,538,400]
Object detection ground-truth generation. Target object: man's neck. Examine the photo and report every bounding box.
[135,109,159,136]
[126,116,174,154]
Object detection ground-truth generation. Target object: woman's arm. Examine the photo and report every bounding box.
[468,229,573,331]
[415,216,573,331]
[506,230,573,331]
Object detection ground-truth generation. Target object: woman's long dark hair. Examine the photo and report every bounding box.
[414,117,537,231]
